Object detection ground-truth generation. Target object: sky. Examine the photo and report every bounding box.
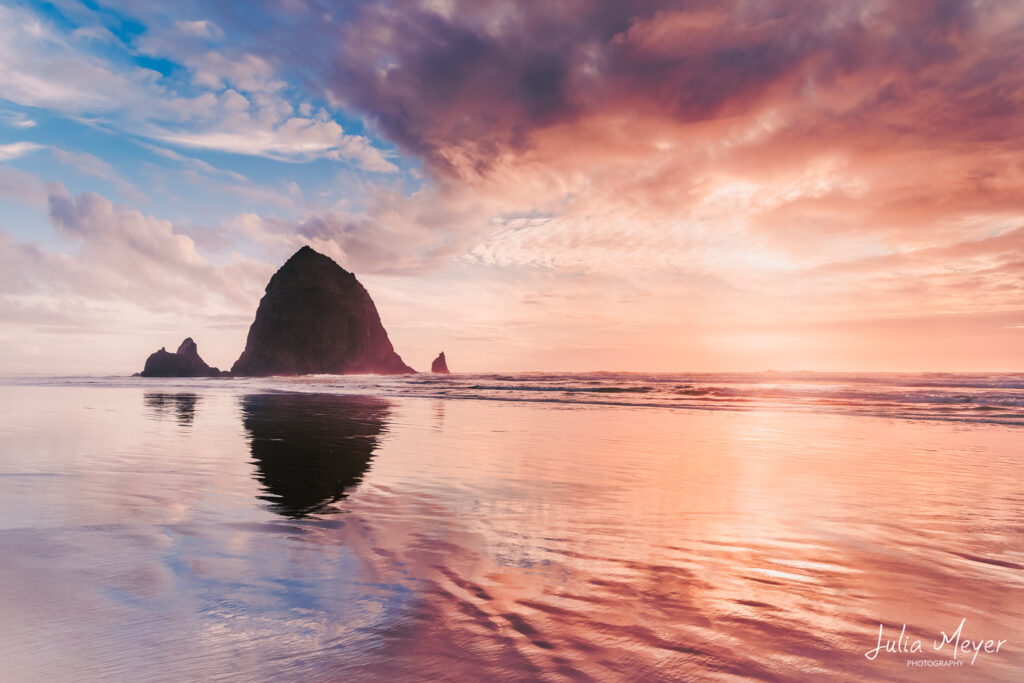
[1,0,1023,374]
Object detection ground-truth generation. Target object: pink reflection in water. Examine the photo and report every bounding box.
[0,384,1021,681]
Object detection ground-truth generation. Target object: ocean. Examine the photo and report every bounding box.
[1,373,1022,680]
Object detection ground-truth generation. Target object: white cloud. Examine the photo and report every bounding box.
[0,6,156,113]
[183,52,283,94]
[0,142,44,161]
[48,190,208,268]
[158,115,394,170]
[0,111,38,129]
[174,20,224,40]
[0,5,397,171]
[0,188,271,319]
[329,136,399,173]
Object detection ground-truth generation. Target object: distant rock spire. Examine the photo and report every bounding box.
[176,337,199,356]
[431,351,450,374]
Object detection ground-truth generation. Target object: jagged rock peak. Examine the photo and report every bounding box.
[139,337,224,377]
[431,351,450,374]
[230,246,415,376]
[177,337,199,356]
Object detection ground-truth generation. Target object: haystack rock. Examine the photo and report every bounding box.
[431,351,450,374]
[230,246,415,376]
[139,338,224,377]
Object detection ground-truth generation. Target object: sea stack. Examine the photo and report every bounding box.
[230,246,415,376]
[139,338,224,377]
[431,351,450,374]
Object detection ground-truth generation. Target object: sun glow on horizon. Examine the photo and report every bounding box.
[1,1,1023,373]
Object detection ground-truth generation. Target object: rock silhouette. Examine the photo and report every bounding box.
[139,338,224,377]
[240,393,390,518]
[431,351,450,374]
[144,393,201,426]
[231,246,415,376]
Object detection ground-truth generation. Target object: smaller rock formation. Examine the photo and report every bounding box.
[431,351,450,374]
[139,338,225,377]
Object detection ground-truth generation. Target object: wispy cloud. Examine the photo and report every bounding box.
[0,142,44,162]
[49,147,145,203]
[0,111,37,129]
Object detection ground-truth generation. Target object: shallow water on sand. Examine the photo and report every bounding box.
[0,382,1022,681]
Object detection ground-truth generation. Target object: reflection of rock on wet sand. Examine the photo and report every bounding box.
[144,393,200,426]
[240,393,391,519]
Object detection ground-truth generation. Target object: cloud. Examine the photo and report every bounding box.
[0,141,143,203]
[174,19,224,40]
[71,25,118,43]
[312,1,1023,174]
[134,142,306,213]
[3,0,1024,371]
[234,181,485,274]
[0,167,52,208]
[0,5,396,171]
[0,201,272,372]
[0,187,268,316]
[49,148,146,203]
[327,136,400,173]
[13,1,1018,288]
[152,91,398,169]
[138,142,249,182]
[0,5,155,113]
[0,142,45,162]
[0,111,37,129]
[249,0,1023,288]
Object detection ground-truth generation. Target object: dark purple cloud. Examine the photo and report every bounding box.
[294,0,1022,174]
[96,0,1021,178]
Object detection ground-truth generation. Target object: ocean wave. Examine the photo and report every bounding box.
[466,384,654,394]
[5,372,1024,426]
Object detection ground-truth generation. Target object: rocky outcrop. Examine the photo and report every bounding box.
[230,246,415,376]
[431,351,450,374]
[139,338,224,377]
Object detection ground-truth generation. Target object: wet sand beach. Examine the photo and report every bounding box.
[1,378,1022,681]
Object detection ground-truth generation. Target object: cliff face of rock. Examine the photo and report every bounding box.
[139,338,223,377]
[230,246,415,376]
[431,351,450,374]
